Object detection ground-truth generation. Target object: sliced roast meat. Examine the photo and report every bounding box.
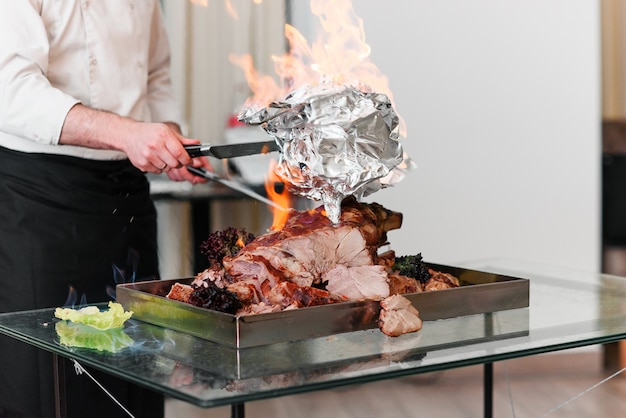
[424,269,461,291]
[166,282,195,303]
[223,197,402,292]
[324,264,390,300]
[388,273,422,295]
[378,294,423,337]
[266,281,342,309]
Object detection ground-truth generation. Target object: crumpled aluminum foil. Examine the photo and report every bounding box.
[239,83,411,223]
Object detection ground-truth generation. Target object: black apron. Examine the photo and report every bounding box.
[0,146,163,418]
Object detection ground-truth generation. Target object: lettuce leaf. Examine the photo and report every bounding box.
[54,301,133,330]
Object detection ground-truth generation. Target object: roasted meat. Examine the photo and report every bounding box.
[223,197,402,297]
[166,282,195,303]
[166,197,460,338]
[325,264,389,300]
[378,294,423,337]
[424,268,461,291]
[266,281,341,309]
[387,273,422,295]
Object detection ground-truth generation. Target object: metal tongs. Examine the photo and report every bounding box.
[187,166,287,212]
[185,140,285,210]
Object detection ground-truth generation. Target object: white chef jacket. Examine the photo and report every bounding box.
[0,0,182,160]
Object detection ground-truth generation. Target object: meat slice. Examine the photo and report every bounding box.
[324,264,389,300]
[378,294,423,337]
[192,264,230,288]
[266,281,342,309]
[424,269,461,291]
[225,229,348,288]
[237,302,282,315]
[225,280,262,305]
[388,273,422,295]
[166,282,195,303]
[227,226,373,289]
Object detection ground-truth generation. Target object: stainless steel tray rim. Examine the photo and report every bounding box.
[116,264,530,348]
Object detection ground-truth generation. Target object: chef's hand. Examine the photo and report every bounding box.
[59,104,213,181]
[157,122,212,183]
[121,121,199,175]
[121,121,212,182]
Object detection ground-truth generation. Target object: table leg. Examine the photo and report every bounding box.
[231,403,245,418]
[52,353,67,418]
[484,362,493,418]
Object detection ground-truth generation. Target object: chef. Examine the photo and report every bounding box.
[0,1,210,417]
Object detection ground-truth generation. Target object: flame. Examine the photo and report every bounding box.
[265,160,292,230]
[229,54,281,109]
[63,286,88,308]
[231,0,405,137]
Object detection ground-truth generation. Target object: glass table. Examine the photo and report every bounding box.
[1,259,626,418]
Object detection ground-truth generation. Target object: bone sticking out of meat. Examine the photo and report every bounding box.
[378,294,423,337]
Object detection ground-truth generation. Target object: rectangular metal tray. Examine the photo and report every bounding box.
[116,263,529,348]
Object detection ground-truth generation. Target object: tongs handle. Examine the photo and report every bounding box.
[184,141,279,159]
[184,145,209,158]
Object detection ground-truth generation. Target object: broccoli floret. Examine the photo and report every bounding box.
[200,227,255,266]
[393,253,431,284]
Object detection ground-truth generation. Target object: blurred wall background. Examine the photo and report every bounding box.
[157,0,603,277]
[292,0,601,271]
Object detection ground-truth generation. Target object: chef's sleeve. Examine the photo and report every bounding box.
[0,1,80,146]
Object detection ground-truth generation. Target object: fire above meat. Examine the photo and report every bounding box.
[232,0,415,224]
[240,82,408,224]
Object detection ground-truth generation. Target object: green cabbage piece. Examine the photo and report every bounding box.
[54,301,133,330]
